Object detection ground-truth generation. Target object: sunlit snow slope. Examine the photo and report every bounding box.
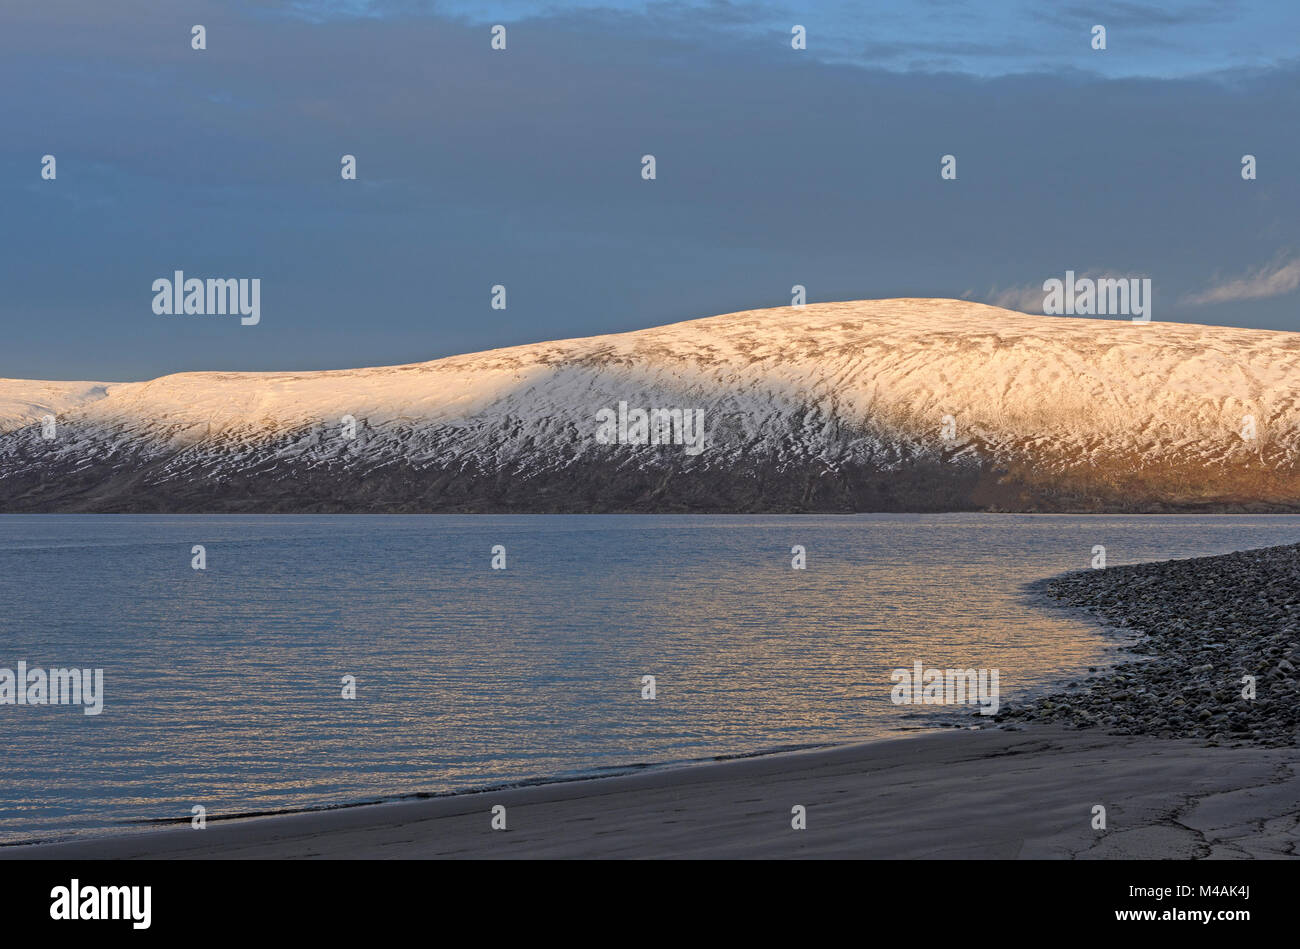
[2,299,1298,512]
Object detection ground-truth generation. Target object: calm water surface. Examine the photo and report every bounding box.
[2,513,1296,843]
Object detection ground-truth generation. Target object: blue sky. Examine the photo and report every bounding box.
[3,0,1298,379]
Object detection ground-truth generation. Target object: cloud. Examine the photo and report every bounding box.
[1034,1,1234,29]
[984,270,1105,314]
[985,283,1048,314]
[1184,255,1300,305]
[985,269,1157,314]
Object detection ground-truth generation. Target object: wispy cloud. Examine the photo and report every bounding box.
[984,269,1117,314]
[1033,1,1234,30]
[1184,255,1300,305]
[985,283,1048,313]
[246,0,1295,79]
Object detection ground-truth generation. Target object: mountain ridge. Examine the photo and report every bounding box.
[3,298,1298,513]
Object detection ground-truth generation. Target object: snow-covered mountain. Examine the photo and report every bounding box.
[3,298,1299,513]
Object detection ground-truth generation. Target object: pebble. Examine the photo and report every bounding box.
[994,542,1300,748]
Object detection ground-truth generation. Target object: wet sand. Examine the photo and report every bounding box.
[7,726,1297,859]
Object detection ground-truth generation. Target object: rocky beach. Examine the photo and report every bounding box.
[1004,542,1300,747]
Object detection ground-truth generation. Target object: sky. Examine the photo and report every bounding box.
[2,0,1298,380]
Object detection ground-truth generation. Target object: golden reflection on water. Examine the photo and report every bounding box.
[2,513,1296,842]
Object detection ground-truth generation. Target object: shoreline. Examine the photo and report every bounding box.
[1001,543,1300,747]
[6,726,1297,859]
[7,539,1297,859]
[0,738,858,851]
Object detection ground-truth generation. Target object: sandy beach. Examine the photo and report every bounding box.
[6,725,1297,859]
